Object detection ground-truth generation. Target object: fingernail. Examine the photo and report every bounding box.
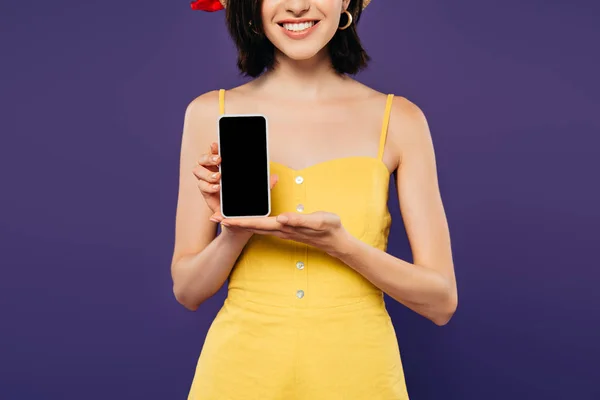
[211,172,218,179]
[213,184,220,189]
[210,217,218,222]
[212,155,219,162]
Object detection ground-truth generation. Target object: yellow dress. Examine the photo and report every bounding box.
[187,89,410,399]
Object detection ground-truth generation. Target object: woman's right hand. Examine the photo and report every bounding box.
[193,142,278,223]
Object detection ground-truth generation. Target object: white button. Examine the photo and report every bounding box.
[295,176,304,184]
[296,290,305,299]
[296,204,304,212]
[296,261,304,270]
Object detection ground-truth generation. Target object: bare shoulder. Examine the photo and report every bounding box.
[184,89,221,124]
[351,81,431,164]
[387,95,432,165]
[204,83,257,113]
[349,81,425,123]
[353,79,426,126]
[390,95,428,130]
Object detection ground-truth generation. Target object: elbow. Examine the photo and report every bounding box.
[432,288,458,326]
[173,284,202,312]
[432,310,455,327]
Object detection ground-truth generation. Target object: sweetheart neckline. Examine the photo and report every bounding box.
[269,156,392,175]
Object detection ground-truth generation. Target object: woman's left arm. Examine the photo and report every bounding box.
[219,97,457,326]
[331,97,457,326]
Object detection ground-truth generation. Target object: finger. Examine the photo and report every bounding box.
[280,225,324,236]
[197,152,221,168]
[276,212,330,231]
[196,179,220,195]
[192,166,221,184]
[209,211,224,223]
[275,213,315,228]
[221,218,278,229]
[221,216,281,231]
[274,223,312,235]
[244,228,288,239]
[210,142,219,155]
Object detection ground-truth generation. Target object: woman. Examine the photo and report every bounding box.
[171,0,458,398]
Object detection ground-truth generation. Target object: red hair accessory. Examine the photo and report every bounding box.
[190,0,224,12]
[191,0,372,12]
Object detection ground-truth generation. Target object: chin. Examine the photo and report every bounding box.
[269,37,331,63]
[279,46,323,61]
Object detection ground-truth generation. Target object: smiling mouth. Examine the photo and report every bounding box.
[278,20,320,33]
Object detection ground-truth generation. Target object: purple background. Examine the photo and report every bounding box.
[1,1,599,399]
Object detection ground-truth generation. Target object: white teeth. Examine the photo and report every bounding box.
[282,21,316,32]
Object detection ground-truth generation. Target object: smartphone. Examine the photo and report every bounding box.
[217,114,271,218]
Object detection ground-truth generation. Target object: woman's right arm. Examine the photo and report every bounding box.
[170,91,252,311]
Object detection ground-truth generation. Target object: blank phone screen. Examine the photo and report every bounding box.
[218,115,270,217]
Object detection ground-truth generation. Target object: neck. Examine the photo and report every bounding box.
[254,48,350,100]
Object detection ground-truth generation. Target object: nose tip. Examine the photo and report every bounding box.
[285,0,310,15]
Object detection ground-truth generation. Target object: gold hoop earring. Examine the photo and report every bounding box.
[338,10,353,30]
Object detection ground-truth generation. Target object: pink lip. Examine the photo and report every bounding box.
[278,21,320,40]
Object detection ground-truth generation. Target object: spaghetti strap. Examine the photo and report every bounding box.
[219,89,225,115]
[377,94,395,160]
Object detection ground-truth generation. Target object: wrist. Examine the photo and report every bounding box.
[325,227,357,260]
[220,223,253,243]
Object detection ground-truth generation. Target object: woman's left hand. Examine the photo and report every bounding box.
[220,211,349,255]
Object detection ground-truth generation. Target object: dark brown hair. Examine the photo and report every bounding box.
[225,0,370,77]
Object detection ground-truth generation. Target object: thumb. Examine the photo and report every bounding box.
[209,211,224,223]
